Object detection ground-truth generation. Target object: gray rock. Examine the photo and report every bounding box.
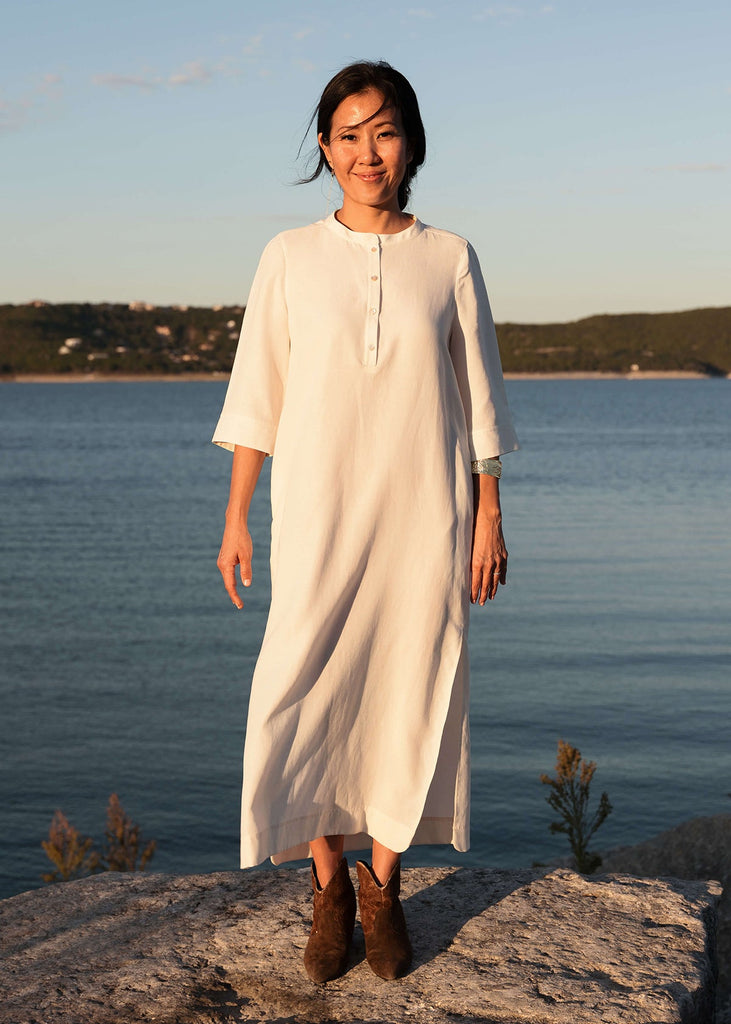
[0,866,720,1024]
[598,813,731,1022]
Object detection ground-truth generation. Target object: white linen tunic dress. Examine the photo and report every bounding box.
[213,212,519,868]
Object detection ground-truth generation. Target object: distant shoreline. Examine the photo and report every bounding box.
[2,370,726,384]
[4,304,729,379]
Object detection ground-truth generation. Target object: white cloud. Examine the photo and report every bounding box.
[243,34,263,56]
[294,59,317,73]
[93,73,161,91]
[473,5,524,20]
[0,73,64,132]
[93,59,219,92]
[672,162,727,173]
[407,7,436,17]
[472,3,553,20]
[293,27,314,40]
[212,56,243,79]
[168,60,211,87]
[648,162,728,174]
[0,94,31,132]
[38,73,63,95]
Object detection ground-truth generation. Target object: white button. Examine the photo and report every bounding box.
[368,344,375,351]
[370,246,377,252]
[370,308,377,315]
[371,275,378,281]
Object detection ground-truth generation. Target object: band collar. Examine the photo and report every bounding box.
[322,210,423,247]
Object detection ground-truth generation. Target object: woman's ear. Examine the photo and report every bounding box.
[317,132,332,171]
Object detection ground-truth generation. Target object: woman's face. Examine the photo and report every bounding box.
[319,89,413,215]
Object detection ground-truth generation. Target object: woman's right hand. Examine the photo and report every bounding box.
[217,520,253,610]
[217,445,266,610]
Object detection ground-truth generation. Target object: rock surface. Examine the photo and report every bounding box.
[597,813,731,1022]
[0,866,721,1024]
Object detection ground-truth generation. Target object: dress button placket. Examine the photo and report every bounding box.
[365,237,381,367]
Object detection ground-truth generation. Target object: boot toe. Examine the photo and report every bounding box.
[304,946,349,984]
[368,948,412,980]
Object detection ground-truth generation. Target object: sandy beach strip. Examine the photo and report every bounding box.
[3,370,725,383]
[503,370,723,380]
[3,372,230,383]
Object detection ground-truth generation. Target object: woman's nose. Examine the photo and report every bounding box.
[357,139,380,164]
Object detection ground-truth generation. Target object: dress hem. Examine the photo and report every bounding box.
[240,814,469,869]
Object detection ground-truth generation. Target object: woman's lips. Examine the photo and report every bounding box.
[356,172,385,182]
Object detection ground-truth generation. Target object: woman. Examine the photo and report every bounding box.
[214,61,518,984]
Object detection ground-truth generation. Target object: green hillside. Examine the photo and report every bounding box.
[1,302,730,376]
[497,307,731,375]
[0,302,244,376]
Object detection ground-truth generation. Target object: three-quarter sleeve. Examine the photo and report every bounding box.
[449,242,519,460]
[212,236,289,455]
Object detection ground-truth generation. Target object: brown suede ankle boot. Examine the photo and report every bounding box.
[304,857,356,984]
[356,860,412,980]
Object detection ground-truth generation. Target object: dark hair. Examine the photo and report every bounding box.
[299,61,426,211]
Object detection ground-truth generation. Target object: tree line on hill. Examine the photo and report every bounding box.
[1,301,729,377]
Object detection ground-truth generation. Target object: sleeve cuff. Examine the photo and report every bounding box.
[469,425,520,462]
[211,413,277,455]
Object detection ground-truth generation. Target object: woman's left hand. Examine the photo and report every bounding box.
[470,475,508,604]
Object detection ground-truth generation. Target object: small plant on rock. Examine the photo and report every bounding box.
[540,739,613,874]
[101,793,156,872]
[41,810,100,883]
[42,793,156,883]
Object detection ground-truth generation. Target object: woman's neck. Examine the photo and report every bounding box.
[334,205,414,235]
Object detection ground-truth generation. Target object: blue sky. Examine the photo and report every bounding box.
[2,0,728,321]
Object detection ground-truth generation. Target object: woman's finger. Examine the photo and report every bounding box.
[470,561,483,604]
[488,560,507,600]
[481,565,493,604]
[481,556,499,604]
[239,554,252,588]
[218,561,243,609]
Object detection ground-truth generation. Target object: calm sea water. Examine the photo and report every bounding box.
[1,380,729,900]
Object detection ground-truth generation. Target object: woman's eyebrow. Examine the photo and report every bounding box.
[332,112,398,135]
